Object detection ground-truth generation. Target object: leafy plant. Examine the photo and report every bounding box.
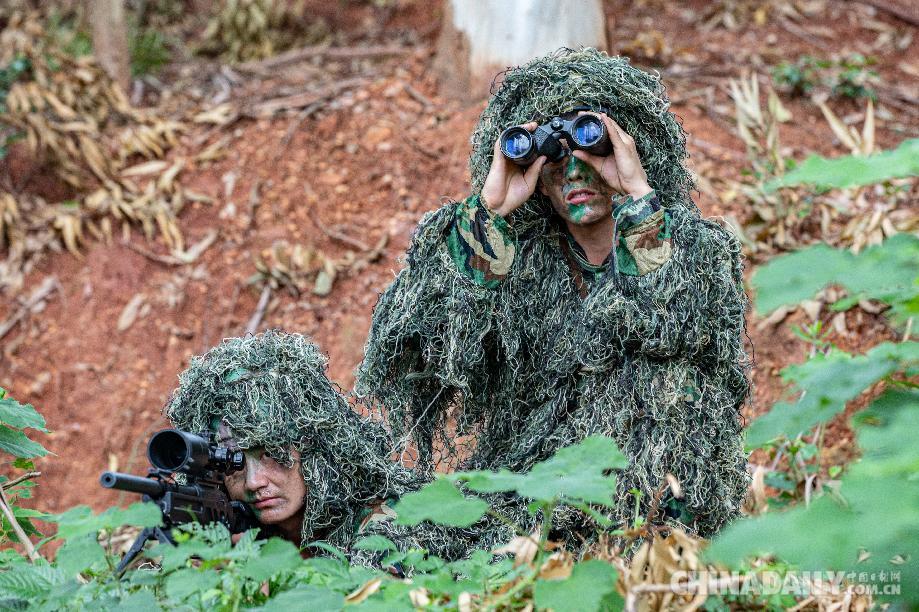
[709,234,919,606]
[129,28,172,77]
[765,138,919,192]
[772,53,879,101]
[0,388,51,562]
[771,55,821,97]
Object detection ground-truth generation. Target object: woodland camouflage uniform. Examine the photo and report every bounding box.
[163,330,474,567]
[356,48,752,544]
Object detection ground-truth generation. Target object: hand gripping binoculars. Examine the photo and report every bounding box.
[499,107,613,166]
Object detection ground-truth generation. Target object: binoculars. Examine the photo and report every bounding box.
[499,108,613,166]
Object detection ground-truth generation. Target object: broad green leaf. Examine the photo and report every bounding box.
[256,584,344,611]
[764,138,919,191]
[165,567,220,602]
[710,389,919,603]
[455,435,627,506]
[53,502,161,540]
[55,533,106,576]
[0,426,49,458]
[239,537,301,582]
[745,342,918,448]
[0,561,64,600]
[352,535,397,552]
[533,560,622,612]
[751,233,919,318]
[393,478,489,527]
[0,396,47,431]
[111,590,161,612]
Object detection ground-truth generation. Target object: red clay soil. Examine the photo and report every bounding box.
[1,0,916,522]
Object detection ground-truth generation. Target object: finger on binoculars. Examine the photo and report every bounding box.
[571,149,602,169]
[524,155,547,182]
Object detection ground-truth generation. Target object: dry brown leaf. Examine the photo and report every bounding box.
[345,578,382,604]
[117,293,147,332]
[756,305,791,330]
[121,160,169,177]
[493,531,540,568]
[538,552,573,580]
[409,588,430,607]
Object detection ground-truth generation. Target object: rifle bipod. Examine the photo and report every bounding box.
[116,526,174,575]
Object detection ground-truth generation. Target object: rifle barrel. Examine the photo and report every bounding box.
[100,471,166,497]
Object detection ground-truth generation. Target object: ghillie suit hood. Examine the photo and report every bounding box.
[470,47,698,232]
[165,331,431,559]
[356,48,752,543]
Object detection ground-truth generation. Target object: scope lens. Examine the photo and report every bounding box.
[572,117,603,146]
[149,430,187,470]
[502,129,532,159]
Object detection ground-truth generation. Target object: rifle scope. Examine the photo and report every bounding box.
[147,429,245,476]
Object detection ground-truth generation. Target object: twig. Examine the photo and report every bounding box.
[244,285,272,336]
[122,240,184,266]
[0,482,41,562]
[244,78,367,118]
[306,206,370,252]
[0,276,59,342]
[245,179,262,232]
[276,101,326,156]
[777,16,833,51]
[852,0,919,26]
[1,471,41,491]
[402,82,434,109]
[235,43,408,74]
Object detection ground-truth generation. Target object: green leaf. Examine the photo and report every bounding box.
[55,533,106,576]
[53,502,161,540]
[0,426,49,458]
[256,585,344,611]
[710,389,919,603]
[11,458,33,470]
[745,342,918,448]
[764,138,919,191]
[0,396,47,431]
[352,535,397,552]
[239,537,301,582]
[393,478,489,527]
[111,590,161,612]
[165,567,220,602]
[533,560,622,612]
[751,234,918,318]
[456,435,627,506]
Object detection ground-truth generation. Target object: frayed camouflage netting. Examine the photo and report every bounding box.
[164,330,484,565]
[356,48,752,540]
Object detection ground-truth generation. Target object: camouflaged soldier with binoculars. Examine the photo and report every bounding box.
[356,48,752,548]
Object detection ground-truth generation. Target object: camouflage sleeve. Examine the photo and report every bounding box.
[612,190,672,277]
[445,195,517,288]
[583,205,748,363]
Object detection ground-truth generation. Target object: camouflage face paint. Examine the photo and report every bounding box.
[540,154,615,227]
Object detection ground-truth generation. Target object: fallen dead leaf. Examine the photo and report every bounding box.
[117,293,147,332]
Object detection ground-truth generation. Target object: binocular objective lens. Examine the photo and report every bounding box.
[573,118,603,146]
[502,130,532,159]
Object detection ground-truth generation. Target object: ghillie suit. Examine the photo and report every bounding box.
[164,330,475,567]
[356,48,752,545]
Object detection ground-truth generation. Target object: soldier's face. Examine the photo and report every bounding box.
[218,425,306,528]
[538,152,615,226]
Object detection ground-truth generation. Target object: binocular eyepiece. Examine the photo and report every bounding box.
[499,110,613,167]
[148,428,245,476]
